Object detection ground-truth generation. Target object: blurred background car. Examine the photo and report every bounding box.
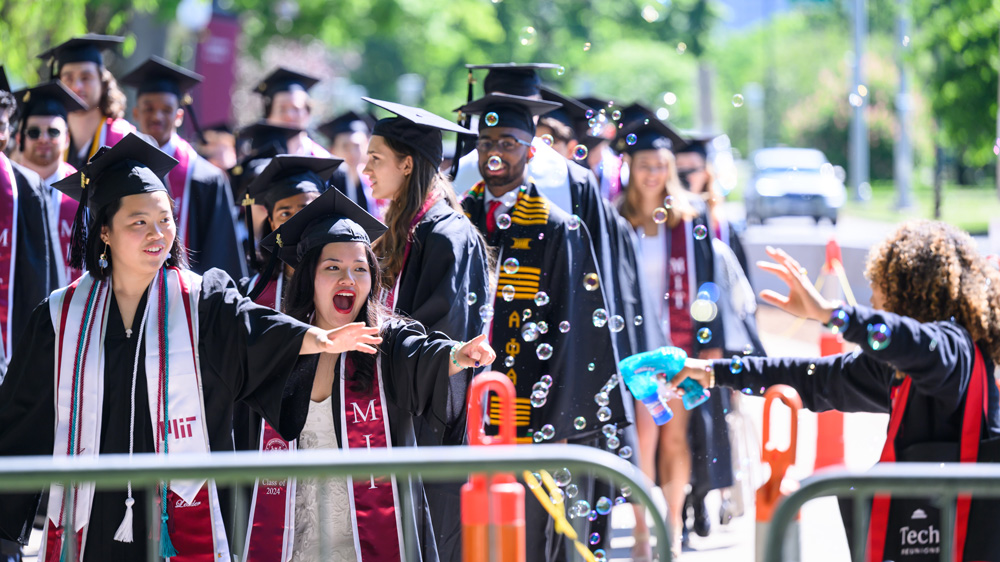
[745,147,847,225]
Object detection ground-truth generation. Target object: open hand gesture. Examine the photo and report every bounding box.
[757,246,835,324]
[305,323,383,355]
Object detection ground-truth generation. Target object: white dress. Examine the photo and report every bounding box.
[291,396,358,562]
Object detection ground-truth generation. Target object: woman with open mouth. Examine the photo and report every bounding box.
[243,186,495,562]
[0,134,385,561]
[361,98,491,562]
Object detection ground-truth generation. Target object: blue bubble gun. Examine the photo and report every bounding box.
[618,346,710,413]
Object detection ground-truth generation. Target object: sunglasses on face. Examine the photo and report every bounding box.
[26,127,63,140]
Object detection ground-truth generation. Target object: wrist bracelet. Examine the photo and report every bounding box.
[450,342,463,367]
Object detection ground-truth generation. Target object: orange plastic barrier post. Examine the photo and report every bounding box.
[815,333,846,470]
[462,373,525,562]
[755,384,803,562]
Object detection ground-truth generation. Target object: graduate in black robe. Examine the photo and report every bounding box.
[676,235,1000,562]
[321,110,377,214]
[0,134,372,561]
[360,98,489,562]
[459,93,633,562]
[249,185,494,561]
[119,56,245,280]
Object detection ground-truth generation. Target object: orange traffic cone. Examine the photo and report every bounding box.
[462,373,525,562]
[755,385,803,562]
[814,239,849,471]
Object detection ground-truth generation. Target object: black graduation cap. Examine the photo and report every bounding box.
[466,63,561,97]
[37,34,124,77]
[458,93,561,136]
[318,110,374,141]
[675,132,717,158]
[237,121,302,153]
[365,97,475,166]
[260,185,387,269]
[120,56,203,99]
[229,142,281,202]
[614,113,687,155]
[578,96,612,111]
[539,86,590,131]
[52,133,178,269]
[255,67,320,98]
[0,66,11,95]
[14,80,87,120]
[245,155,343,213]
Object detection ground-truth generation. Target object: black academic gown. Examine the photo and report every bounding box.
[463,183,631,562]
[329,165,370,213]
[182,155,247,281]
[390,199,490,562]
[0,269,314,560]
[9,162,55,360]
[714,304,1000,560]
[289,318,455,562]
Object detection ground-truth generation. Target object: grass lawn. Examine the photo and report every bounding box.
[842,181,1000,235]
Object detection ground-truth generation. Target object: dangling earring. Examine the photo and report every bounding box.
[99,243,109,269]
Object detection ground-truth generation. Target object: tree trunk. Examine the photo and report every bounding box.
[933,144,943,219]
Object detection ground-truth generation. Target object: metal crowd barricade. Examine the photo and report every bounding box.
[0,444,672,561]
[762,463,1000,562]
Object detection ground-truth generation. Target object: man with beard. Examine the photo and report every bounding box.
[36,35,135,169]
[120,56,245,280]
[13,81,87,286]
[459,93,633,562]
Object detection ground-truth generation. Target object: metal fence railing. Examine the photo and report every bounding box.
[0,444,671,561]
[763,463,1000,562]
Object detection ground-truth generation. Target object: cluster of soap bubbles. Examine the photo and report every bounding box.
[530,375,553,407]
[532,423,556,443]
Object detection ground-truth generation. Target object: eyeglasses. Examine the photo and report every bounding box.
[475,137,531,153]
[26,127,63,140]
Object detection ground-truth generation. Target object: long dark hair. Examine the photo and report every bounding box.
[283,242,398,394]
[99,67,127,121]
[84,195,189,281]
[372,136,463,289]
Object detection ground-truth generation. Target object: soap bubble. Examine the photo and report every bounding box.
[501,190,518,207]
[694,224,709,240]
[532,381,548,392]
[540,424,555,440]
[690,299,718,322]
[698,282,721,302]
[566,483,579,498]
[743,344,754,355]
[829,309,849,334]
[652,207,668,224]
[618,446,633,459]
[559,320,571,333]
[588,362,596,371]
[573,145,589,160]
[553,467,572,486]
[730,355,744,374]
[589,533,600,545]
[583,273,600,291]
[565,216,582,233]
[572,499,591,518]
[504,355,515,368]
[867,323,892,351]
[626,133,637,146]
[588,509,599,522]
[496,213,512,230]
[621,485,632,497]
[929,338,939,351]
[606,435,620,449]
[583,41,592,51]
[588,117,598,128]
[574,416,587,430]
[556,65,566,76]
[479,305,494,322]
[611,110,621,121]
[602,423,617,438]
[534,291,550,306]
[536,343,554,360]
[732,94,744,107]
[537,321,549,334]
[518,26,537,46]
[592,309,608,327]
[614,496,627,505]
[484,112,499,127]
[527,471,542,487]
[608,315,625,333]
[634,315,644,326]
[521,322,540,342]
[540,134,554,146]
[595,391,610,406]
[522,309,532,320]
[595,496,613,515]
[593,550,607,562]
[697,327,713,344]
[501,285,516,302]
[540,374,553,387]
[597,406,612,422]
[663,195,674,209]
[486,155,503,171]
[503,257,520,274]
[550,488,565,503]
[533,431,544,443]
[585,109,595,119]
[530,390,547,407]
[466,293,477,306]
[807,363,816,375]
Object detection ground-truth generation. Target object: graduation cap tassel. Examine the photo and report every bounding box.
[448,70,476,182]
[113,496,135,543]
[182,94,207,146]
[68,180,91,271]
[247,251,279,301]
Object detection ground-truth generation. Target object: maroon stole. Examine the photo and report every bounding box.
[0,154,17,362]
[866,348,988,562]
[166,136,196,244]
[244,352,405,562]
[51,162,81,285]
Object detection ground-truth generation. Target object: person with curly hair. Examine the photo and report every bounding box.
[37,35,135,169]
[673,220,1000,561]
